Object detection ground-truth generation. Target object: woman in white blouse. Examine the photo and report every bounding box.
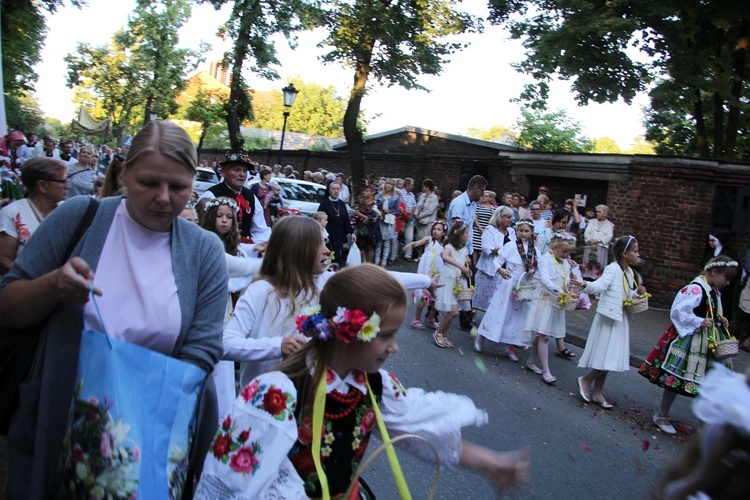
[583,204,614,279]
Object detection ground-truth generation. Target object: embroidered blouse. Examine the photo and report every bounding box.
[670,277,723,338]
[195,368,487,499]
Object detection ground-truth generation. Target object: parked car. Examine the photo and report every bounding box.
[194,167,219,194]
[249,178,355,218]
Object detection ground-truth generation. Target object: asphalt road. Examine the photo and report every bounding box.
[362,301,695,499]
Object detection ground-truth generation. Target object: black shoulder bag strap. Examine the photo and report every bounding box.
[0,197,100,435]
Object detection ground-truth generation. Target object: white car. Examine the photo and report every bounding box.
[194,167,219,194]
[250,178,356,218]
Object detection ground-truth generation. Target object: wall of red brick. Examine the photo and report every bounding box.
[200,134,750,310]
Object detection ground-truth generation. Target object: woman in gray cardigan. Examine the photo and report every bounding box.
[0,122,228,498]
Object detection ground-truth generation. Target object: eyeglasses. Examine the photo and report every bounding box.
[44,178,69,184]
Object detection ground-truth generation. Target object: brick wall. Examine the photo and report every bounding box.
[201,132,750,310]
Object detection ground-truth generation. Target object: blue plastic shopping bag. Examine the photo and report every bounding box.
[61,326,206,498]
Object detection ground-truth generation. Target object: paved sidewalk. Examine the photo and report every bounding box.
[564,303,749,374]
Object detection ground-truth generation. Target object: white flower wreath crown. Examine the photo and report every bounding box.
[204,198,239,213]
[704,260,739,271]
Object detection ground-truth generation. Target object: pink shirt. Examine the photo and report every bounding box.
[84,200,181,355]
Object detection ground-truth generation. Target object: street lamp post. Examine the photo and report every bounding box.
[277,83,299,165]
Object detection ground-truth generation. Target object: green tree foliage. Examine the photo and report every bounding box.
[1,0,83,130]
[243,134,275,150]
[592,136,621,154]
[251,79,348,137]
[488,0,750,160]
[465,125,515,143]
[199,0,305,150]
[310,0,481,193]
[623,136,656,155]
[512,108,594,153]
[65,0,202,144]
[186,88,228,153]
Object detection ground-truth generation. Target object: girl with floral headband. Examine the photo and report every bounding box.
[523,230,579,384]
[403,219,448,330]
[222,216,435,398]
[475,218,536,361]
[575,235,647,409]
[639,255,739,435]
[196,264,530,499]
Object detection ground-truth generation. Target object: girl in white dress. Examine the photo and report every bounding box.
[576,236,646,409]
[223,217,434,392]
[403,219,447,330]
[524,232,578,384]
[195,265,531,499]
[434,221,472,348]
[199,197,258,417]
[475,218,536,360]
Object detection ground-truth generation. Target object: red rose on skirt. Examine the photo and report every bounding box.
[648,368,660,379]
[212,434,233,459]
[230,445,259,474]
[291,448,316,477]
[263,387,288,415]
[664,375,677,387]
[239,430,250,442]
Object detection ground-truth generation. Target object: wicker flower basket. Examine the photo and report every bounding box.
[630,296,649,314]
[556,298,578,311]
[714,338,739,360]
[512,274,535,302]
[455,288,474,302]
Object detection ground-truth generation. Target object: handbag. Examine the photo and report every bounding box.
[61,287,206,497]
[0,197,99,436]
[384,213,396,225]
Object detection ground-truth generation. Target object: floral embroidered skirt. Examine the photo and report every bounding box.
[638,323,732,397]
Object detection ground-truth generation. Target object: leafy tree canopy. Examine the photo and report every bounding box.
[512,108,594,153]
[310,0,481,192]
[465,125,515,143]
[65,0,203,144]
[2,0,84,130]
[251,78,349,137]
[592,136,621,154]
[199,0,306,149]
[488,0,750,160]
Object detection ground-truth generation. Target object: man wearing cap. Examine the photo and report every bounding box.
[199,152,271,246]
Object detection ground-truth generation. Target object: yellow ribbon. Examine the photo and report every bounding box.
[311,374,411,500]
[366,377,411,499]
[551,254,568,293]
[312,375,331,500]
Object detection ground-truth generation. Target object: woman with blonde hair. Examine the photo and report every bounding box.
[0,121,228,497]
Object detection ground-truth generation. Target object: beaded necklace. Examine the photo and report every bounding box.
[516,237,535,272]
[325,387,362,421]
